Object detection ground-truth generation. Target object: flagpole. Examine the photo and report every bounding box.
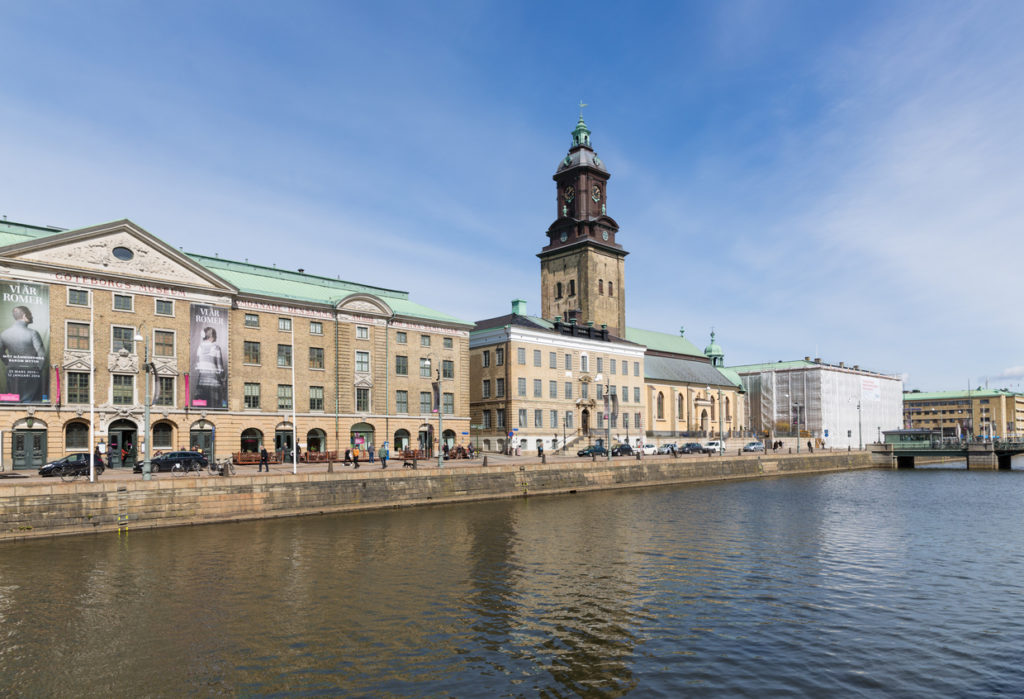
[89,295,96,483]
[291,321,297,475]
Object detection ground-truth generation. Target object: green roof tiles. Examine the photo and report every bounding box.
[625,327,703,357]
[904,388,1020,401]
[717,367,743,388]
[0,220,64,247]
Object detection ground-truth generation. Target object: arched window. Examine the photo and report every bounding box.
[678,394,684,417]
[598,279,604,294]
[657,392,665,420]
[710,395,716,420]
[568,279,576,297]
[555,282,563,299]
[65,421,88,450]
[152,421,173,449]
[608,281,613,296]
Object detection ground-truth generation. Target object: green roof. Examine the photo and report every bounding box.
[0,219,65,247]
[729,360,817,373]
[904,388,1020,401]
[625,327,703,357]
[717,366,743,388]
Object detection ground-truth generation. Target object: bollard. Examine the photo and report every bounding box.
[483,455,488,467]
[848,445,851,452]
[328,458,334,473]
[789,448,792,454]
[592,453,596,462]
[636,453,641,461]
[542,454,547,464]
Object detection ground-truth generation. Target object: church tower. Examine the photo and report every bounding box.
[538,114,627,336]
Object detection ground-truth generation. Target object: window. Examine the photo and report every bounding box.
[279,317,292,332]
[581,355,589,372]
[483,410,492,429]
[482,350,490,368]
[533,379,542,397]
[396,390,408,413]
[565,411,574,429]
[112,326,134,353]
[155,376,175,406]
[444,337,453,349]
[495,378,505,397]
[277,384,293,410]
[565,382,572,399]
[153,423,173,449]
[610,385,617,396]
[550,380,557,398]
[277,344,292,368]
[533,349,541,367]
[635,412,641,430]
[597,385,603,400]
[518,409,527,427]
[442,359,454,379]
[496,409,506,428]
[565,353,572,370]
[599,279,604,295]
[67,322,90,351]
[621,386,628,402]
[608,282,613,296]
[396,355,408,375]
[310,347,325,370]
[550,410,558,428]
[155,299,173,316]
[634,361,640,377]
[244,383,261,409]
[420,357,431,378]
[113,294,133,311]
[68,288,89,307]
[517,347,526,364]
[657,392,664,420]
[421,334,431,347]
[67,372,88,404]
[482,380,491,398]
[581,383,589,399]
[245,313,260,328]
[568,280,576,296]
[611,414,618,428]
[420,392,432,414]
[355,350,369,373]
[610,359,616,374]
[66,422,88,450]
[154,330,174,357]
[310,321,323,335]
[555,282,563,299]
[112,375,133,405]
[597,413,603,428]
[534,410,542,428]
[496,348,504,365]
[244,341,261,364]
[596,357,603,373]
[443,393,454,414]
[549,352,557,368]
[634,386,640,403]
[309,386,324,411]
[396,331,407,344]
[356,388,369,412]
[356,326,369,340]
[518,378,527,396]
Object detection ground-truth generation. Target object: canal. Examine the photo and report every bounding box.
[2,468,1023,696]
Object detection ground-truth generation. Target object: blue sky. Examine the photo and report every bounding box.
[2,1,1023,391]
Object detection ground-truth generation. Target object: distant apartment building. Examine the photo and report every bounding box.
[903,388,1024,438]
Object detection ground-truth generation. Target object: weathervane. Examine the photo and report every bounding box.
[578,100,588,118]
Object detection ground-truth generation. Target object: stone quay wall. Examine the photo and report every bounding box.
[0,452,874,541]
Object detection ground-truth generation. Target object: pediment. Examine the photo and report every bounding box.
[337,293,393,316]
[0,219,236,292]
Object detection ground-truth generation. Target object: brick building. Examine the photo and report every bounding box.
[0,218,471,470]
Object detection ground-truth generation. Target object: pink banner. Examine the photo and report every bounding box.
[184,372,190,407]
[54,367,61,407]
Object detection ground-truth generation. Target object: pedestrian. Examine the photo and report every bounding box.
[295,443,301,462]
[259,447,269,472]
[93,446,104,469]
[343,449,352,465]
[380,443,389,469]
[538,443,544,458]
[353,447,360,469]
[368,445,375,463]
[807,440,813,453]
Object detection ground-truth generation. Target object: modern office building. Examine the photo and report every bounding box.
[903,388,1024,438]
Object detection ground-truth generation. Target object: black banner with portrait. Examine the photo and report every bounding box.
[0,280,50,404]
[189,304,228,409]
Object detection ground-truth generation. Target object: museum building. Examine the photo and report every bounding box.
[0,218,471,470]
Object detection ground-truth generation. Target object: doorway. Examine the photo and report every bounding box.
[11,429,46,470]
[581,409,590,436]
[108,419,138,469]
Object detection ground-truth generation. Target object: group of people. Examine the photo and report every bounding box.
[442,443,473,459]
[343,443,390,469]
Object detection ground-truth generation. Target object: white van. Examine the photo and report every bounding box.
[703,440,724,454]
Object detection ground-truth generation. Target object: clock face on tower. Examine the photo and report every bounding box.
[560,232,568,242]
[602,231,609,241]
[591,185,602,203]
[564,185,575,202]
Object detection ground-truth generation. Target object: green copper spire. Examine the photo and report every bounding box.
[572,101,592,148]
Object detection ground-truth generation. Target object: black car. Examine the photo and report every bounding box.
[611,443,633,456]
[680,442,703,454]
[39,453,103,477]
[577,445,608,457]
[134,450,209,474]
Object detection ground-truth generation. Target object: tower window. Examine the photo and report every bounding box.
[568,280,576,297]
[598,280,604,295]
[555,282,563,299]
[608,282,613,296]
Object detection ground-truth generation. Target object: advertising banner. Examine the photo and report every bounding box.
[861,376,881,402]
[0,280,50,403]
[189,304,228,409]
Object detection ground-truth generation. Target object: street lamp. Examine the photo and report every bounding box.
[706,384,725,450]
[794,402,802,453]
[848,397,863,450]
[134,331,153,480]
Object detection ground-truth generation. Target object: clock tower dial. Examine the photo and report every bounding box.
[540,113,627,336]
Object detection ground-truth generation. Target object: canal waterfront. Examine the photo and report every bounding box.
[3,468,1024,696]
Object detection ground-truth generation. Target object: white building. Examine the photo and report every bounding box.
[732,357,903,449]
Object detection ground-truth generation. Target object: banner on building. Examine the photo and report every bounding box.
[0,281,50,404]
[861,376,881,402]
[189,304,229,409]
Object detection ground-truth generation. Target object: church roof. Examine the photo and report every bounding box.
[625,327,704,357]
[644,354,738,389]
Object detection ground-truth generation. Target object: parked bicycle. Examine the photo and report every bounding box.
[56,462,104,482]
[213,458,236,476]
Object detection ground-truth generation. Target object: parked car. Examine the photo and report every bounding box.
[680,442,703,454]
[742,441,765,452]
[39,453,97,477]
[657,443,677,455]
[640,443,657,455]
[611,443,634,456]
[133,450,209,474]
[703,440,724,454]
[577,445,608,457]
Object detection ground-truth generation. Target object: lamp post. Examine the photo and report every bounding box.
[794,402,802,453]
[134,331,152,481]
[435,367,444,469]
[848,397,863,450]
[706,384,725,451]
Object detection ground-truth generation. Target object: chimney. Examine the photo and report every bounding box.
[511,299,527,315]
[554,315,562,323]
[854,365,860,371]
[814,357,822,363]
[804,356,811,361]
[839,361,845,368]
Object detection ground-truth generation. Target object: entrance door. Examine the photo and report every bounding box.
[190,429,213,455]
[12,430,47,470]
[108,420,138,469]
[581,409,590,436]
[274,430,294,457]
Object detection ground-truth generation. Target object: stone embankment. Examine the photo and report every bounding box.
[0,452,874,541]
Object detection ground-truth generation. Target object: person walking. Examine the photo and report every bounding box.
[368,445,375,463]
[353,447,360,469]
[380,443,389,469]
[259,446,269,472]
[93,446,104,470]
[807,440,813,453]
[343,449,352,466]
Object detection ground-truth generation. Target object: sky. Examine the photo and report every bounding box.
[2,0,1023,392]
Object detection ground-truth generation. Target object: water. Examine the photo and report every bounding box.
[3,469,1024,697]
